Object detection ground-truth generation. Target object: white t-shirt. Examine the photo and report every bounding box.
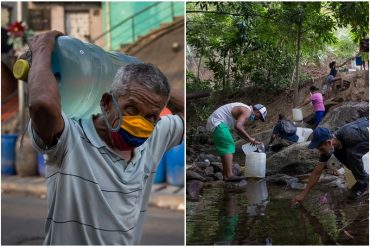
[206,103,252,132]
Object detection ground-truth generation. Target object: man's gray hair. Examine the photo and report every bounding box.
[110,63,171,98]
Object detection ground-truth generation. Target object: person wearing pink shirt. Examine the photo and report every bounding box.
[298,86,326,128]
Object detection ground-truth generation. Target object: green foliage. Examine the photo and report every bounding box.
[186,71,212,93]
[186,2,369,94]
[329,2,369,42]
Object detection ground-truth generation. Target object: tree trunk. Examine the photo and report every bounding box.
[197,55,202,80]
[227,52,231,85]
[187,91,211,100]
[223,54,226,90]
[294,24,302,107]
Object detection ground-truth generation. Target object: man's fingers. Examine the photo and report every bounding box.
[51,30,64,37]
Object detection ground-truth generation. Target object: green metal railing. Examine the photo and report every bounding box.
[93,2,184,50]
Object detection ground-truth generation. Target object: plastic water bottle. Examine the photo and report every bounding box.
[13,36,141,119]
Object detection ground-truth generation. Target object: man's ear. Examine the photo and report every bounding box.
[101,93,112,113]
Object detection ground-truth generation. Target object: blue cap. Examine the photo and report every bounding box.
[308,127,332,149]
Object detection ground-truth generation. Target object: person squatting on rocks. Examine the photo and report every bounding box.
[206,103,267,182]
[292,117,369,204]
[321,60,347,99]
[268,114,298,151]
[297,86,326,128]
[26,31,184,245]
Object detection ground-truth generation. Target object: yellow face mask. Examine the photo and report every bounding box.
[120,115,155,139]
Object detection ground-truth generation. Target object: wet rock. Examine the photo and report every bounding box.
[289,182,306,190]
[203,180,225,188]
[266,142,319,175]
[214,172,224,181]
[198,153,220,163]
[225,179,247,192]
[232,163,242,176]
[266,174,299,185]
[321,102,369,132]
[204,176,215,181]
[211,162,223,173]
[195,161,210,169]
[187,170,207,182]
[187,180,204,201]
[205,166,214,176]
[188,165,208,178]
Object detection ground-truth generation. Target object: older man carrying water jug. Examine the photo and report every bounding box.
[206,103,267,182]
[26,31,184,245]
[292,117,369,204]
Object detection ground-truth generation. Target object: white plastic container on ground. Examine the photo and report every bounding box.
[242,144,266,178]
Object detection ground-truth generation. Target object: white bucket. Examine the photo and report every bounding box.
[302,128,313,141]
[362,152,369,174]
[297,136,305,143]
[244,152,266,178]
[292,108,303,122]
[296,127,304,143]
[242,143,266,178]
[296,127,303,137]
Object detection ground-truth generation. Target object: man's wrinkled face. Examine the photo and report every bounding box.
[102,83,168,130]
[317,139,334,155]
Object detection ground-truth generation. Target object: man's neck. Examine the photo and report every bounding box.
[93,115,133,161]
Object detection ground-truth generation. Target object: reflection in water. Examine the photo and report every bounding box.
[245,179,269,217]
[186,179,368,245]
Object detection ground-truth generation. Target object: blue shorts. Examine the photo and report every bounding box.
[315,111,325,125]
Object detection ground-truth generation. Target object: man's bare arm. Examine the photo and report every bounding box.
[28,31,64,146]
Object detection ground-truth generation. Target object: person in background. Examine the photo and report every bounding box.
[322,61,347,99]
[359,33,369,70]
[297,86,325,128]
[206,103,267,182]
[292,118,369,203]
[268,114,298,151]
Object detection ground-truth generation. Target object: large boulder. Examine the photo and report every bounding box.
[266,142,320,175]
[186,170,207,182]
[186,180,204,201]
[321,102,369,132]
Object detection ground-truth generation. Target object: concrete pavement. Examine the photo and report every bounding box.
[1,193,184,245]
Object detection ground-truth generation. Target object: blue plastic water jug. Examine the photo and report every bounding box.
[13,36,141,119]
[1,134,18,175]
[165,142,184,186]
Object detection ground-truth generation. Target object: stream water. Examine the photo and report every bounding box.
[186,179,369,245]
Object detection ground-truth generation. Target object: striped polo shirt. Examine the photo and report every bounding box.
[28,112,183,245]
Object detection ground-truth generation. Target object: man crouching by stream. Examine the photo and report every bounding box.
[292,117,369,204]
[27,31,184,245]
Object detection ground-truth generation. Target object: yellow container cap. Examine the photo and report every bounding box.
[13,59,30,81]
